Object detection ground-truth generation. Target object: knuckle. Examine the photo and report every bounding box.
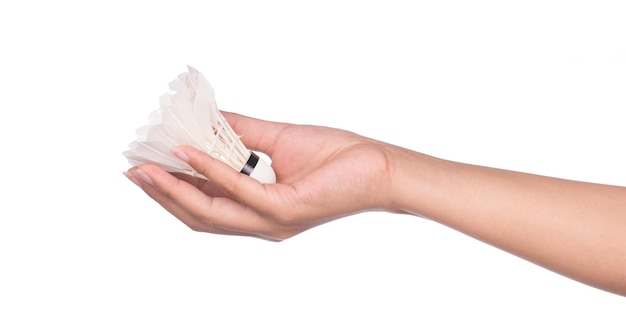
[191,159,211,177]
[219,179,243,200]
[265,217,306,241]
[187,223,204,232]
[266,229,296,242]
[186,215,213,232]
[197,216,218,232]
[270,213,295,227]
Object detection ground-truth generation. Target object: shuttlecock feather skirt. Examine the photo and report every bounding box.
[123,66,276,184]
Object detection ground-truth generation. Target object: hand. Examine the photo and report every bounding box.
[125,112,394,241]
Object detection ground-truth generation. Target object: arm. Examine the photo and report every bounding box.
[125,112,626,296]
[389,146,626,296]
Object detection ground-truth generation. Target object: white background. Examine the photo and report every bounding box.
[1,0,625,330]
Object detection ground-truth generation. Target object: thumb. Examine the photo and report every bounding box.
[221,111,289,155]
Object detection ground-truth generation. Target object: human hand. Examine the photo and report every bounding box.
[125,112,394,241]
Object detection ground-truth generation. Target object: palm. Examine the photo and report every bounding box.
[261,124,392,219]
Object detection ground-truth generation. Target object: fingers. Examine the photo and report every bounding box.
[221,111,289,155]
[125,166,241,236]
[172,145,284,217]
[126,163,289,240]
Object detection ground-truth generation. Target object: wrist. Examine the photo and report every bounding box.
[385,145,454,217]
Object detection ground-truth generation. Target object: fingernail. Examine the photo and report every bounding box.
[173,147,190,162]
[133,168,153,185]
[123,171,141,187]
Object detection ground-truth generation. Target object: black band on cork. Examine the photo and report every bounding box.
[240,152,259,176]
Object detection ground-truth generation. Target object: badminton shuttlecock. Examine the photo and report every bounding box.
[123,66,276,183]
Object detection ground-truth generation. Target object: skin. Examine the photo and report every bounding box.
[125,111,626,297]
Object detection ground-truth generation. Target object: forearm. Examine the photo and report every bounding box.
[388,145,626,296]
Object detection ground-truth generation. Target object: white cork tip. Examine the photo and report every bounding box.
[249,157,276,184]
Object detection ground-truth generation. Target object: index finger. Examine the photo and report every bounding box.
[173,144,285,214]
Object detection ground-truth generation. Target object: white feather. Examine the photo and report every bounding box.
[123,66,276,183]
